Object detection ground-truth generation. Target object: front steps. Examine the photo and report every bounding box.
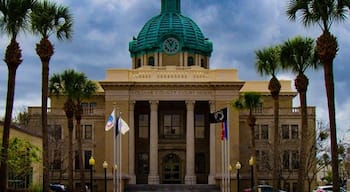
[125,184,220,192]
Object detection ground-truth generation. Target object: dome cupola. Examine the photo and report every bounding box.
[129,0,212,57]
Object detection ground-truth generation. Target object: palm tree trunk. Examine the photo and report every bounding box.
[75,104,86,192]
[248,114,258,190]
[65,99,75,192]
[67,117,74,192]
[317,31,340,192]
[324,61,339,191]
[269,76,281,190]
[0,39,22,192]
[37,37,54,192]
[296,73,309,192]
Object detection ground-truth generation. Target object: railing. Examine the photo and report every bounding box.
[239,107,316,116]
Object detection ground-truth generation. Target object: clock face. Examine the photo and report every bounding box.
[163,37,180,54]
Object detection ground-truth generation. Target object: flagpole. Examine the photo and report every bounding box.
[221,138,224,192]
[113,106,117,192]
[227,106,230,192]
[119,123,122,192]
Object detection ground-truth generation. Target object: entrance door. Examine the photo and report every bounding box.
[162,153,181,184]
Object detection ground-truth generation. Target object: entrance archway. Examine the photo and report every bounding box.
[162,153,182,184]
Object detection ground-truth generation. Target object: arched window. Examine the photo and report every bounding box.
[148,56,155,66]
[188,56,194,66]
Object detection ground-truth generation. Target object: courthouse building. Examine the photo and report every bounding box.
[27,0,316,191]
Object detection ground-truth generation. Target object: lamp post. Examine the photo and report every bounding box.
[235,161,241,192]
[103,161,108,192]
[89,156,95,192]
[249,156,254,191]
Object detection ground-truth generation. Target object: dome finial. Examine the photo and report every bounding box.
[161,0,181,14]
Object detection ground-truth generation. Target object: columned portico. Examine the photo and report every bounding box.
[148,100,160,184]
[185,100,196,184]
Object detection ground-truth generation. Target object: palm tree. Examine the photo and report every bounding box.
[0,0,35,190]
[255,45,281,190]
[30,1,73,191]
[233,92,262,189]
[49,70,97,192]
[280,36,319,192]
[286,1,350,190]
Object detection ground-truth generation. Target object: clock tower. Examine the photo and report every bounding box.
[129,0,212,68]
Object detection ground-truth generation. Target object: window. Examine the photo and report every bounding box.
[261,125,269,139]
[82,102,97,114]
[162,114,182,139]
[200,59,205,68]
[148,56,155,66]
[188,56,194,66]
[136,58,141,68]
[283,151,290,170]
[282,124,290,139]
[84,125,92,139]
[256,150,270,171]
[255,124,269,140]
[81,102,89,114]
[89,102,96,114]
[291,124,299,139]
[291,150,299,169]
[282,150,299,170]
[195,114,205,138]
[254,103,263,113]
[138,114,149,138]
[52,150,61,170]
[49,125,62,140]
[84,150,92,169]
[282,124,299,140]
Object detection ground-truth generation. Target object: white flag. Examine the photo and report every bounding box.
[105,109,115,131]
[118,117,130,135]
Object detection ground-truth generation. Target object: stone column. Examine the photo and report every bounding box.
[185,100,196,184]
[155,53,159,67]
[180,52,184,66]
[208,101,216,184]
[184,52,188,67]
[128,101,136,183]
[148,100,160,184]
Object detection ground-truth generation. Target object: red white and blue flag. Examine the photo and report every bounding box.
[105,109,115,131]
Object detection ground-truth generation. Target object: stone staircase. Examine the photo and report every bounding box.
[125,184,220,192]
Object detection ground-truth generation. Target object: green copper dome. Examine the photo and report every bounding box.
[129,0,212,57]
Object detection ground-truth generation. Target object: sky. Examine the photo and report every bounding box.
[0,0,350,142]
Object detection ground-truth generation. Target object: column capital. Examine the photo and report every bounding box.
[129,100,135,110]
[149,100,159,110]
[186,100,195,111]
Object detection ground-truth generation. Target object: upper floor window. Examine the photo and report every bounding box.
[256,150,270,171]
[84,124,92,140]
[195,114,205,138]
[253,103,263,113]
[254,124,269,140]
[82,102,97,114]
[188,56,194,66]
[282,150,299,170]
[148,56,155,66]
[282,124,299,140]
[75,150,93,170]
[52,149,62,170]
[138,114,149,139]
[161,113,183,139]
[48,124,62,140]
